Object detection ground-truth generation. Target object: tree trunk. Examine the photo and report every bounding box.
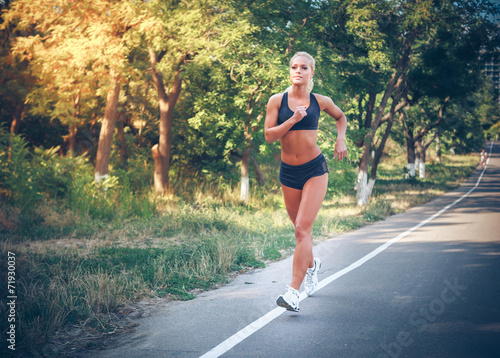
[419,133,438,179]
[149,48,185,193]
[406,140,416,178]
[95,72,121,181]
[152,144,164,192]
[251,156,266,186]
[415,152,421,174]
[419,150,426,179]
[368,92,402,198]
[415,140,425,179]
[369,113,395,197]
[433,100,448,166]
[356,69,405,205]
[117,112,128,167]
[355,90,376,148]
[10,102,23,135]
[407,97,448,175]
[401,102,416,178]
[67,90,82,157]
[68,124,77,157]
[356,143,371,206]
[8,102,24,161]
[435,135,441,164]
[251,111,265,184]
[239,83,264,203]
[240,146,250,202]
[356,168,369,206]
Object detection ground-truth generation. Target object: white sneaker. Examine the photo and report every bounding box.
[304,257,321,296]
[276,286,300,312]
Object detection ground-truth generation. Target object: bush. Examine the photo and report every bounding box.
[0,130,156,238]
[326,156,357,196]
[0,129,90,209]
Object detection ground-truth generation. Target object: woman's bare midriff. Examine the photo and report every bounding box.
[280,130,321,165]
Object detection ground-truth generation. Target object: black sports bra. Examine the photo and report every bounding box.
[277,92,320,131]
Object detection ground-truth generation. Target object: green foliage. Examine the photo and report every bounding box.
[489,121,500,139]
[1,0,498,204]
[362,199,394,222]
[0,130,36,206]
[318,118,361,197]
[326,156,358,196]
[0,130,156,238]
[474,81,500,131]
[66,170,157,223]
[0,128,86,209]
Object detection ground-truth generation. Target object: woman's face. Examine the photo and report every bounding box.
[289,56,314,87]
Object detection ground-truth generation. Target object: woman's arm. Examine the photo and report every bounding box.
[264,94,307,143]
[317,94,348,161]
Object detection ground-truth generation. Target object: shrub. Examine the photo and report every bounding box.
[0,129,91,208]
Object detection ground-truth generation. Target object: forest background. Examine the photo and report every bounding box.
[0,0,500,355]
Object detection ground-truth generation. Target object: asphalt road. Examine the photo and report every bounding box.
[78,141,500,358]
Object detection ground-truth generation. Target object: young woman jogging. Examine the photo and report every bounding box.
[264,52,347,312]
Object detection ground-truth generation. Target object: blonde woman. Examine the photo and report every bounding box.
[264,52,347,312]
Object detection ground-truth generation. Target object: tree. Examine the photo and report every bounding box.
[347,0,422,205]
[141,0,257,193]
[327,0,500,204]
[401,0,500,175]
[3,0,141,179]
[0,6,37,160]
[474,81,500,132]
[0,29,30,137]
[396,95,448,178]
[215,45,285,202]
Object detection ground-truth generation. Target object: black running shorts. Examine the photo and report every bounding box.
[279,153,328,190]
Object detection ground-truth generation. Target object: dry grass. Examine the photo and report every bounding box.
[0,205,20,231]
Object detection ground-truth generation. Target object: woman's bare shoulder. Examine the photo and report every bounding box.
[268,92,284,105]
[312,93,335,110]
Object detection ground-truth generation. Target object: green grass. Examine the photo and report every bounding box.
[0,153,480,355]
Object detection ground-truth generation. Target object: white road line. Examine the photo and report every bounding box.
[199,141,494,358]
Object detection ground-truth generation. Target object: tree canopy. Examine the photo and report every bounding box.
[1,0,499,204]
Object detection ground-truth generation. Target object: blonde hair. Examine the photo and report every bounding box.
[286,51,315,93]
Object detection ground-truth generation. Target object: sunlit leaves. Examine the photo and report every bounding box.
[3,0,140,131]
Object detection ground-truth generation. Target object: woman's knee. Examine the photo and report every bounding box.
[294,221,312,242]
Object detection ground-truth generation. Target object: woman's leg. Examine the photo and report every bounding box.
[282,173,328,290]
[282,185,301,226]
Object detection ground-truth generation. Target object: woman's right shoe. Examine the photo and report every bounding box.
[276,286,300,312]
